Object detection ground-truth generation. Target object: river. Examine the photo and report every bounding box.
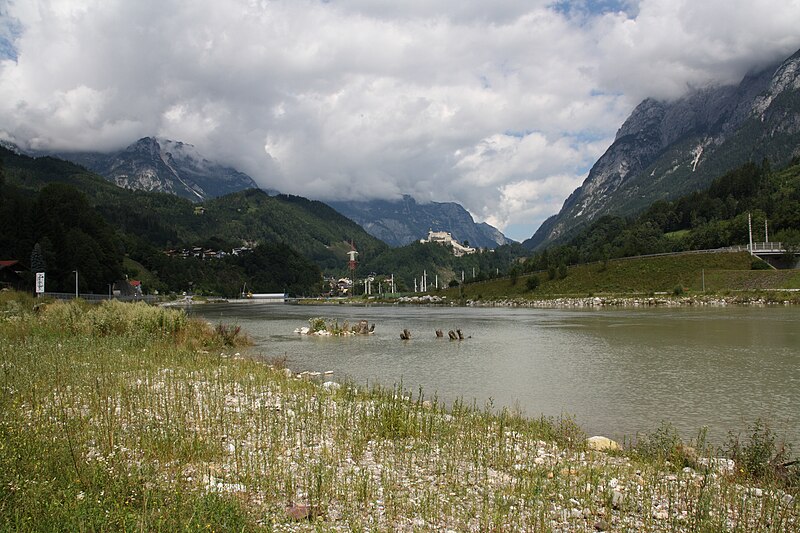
[192,302,800,446]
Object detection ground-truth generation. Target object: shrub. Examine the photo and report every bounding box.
[215,323,243,347]
[635,421,696,468]
[725,418,797,486]
[525,276,540,291]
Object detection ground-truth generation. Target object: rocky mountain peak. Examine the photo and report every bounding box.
[525,47,800,250]
[55,137,261,202]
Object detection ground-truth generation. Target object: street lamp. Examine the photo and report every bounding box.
[72,270,78,299]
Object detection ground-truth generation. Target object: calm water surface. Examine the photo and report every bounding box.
[193,303,800,445]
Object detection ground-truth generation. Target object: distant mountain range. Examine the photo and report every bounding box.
[526,47,800,250]
[55,137,265,202]
[46,137,510,249]
[328,195,514,249]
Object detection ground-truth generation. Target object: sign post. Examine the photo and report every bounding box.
[35,272,45,295]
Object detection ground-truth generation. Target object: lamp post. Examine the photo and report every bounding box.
[72,270,79,299]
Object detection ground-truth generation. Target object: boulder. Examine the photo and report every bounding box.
[587,435,621,452]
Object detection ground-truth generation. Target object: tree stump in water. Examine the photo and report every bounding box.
[457,329,464,340]
[400,329,411,340]
[435,329,444,338]
[448,330,457,340]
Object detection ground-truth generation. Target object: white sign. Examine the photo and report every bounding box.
[35,272,45,294]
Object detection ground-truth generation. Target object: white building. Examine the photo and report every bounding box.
[420,230,476,257]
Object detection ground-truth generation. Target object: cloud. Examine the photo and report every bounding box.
[1,0,799,241]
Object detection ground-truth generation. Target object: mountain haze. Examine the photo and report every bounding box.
[328,195,514,249]
[526,48,800,250]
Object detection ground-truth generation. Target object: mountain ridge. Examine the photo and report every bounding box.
[327,195,514,249]
[525,48,800,250]
[54,137,264,202]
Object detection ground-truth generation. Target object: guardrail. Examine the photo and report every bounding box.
[748,242,785,253]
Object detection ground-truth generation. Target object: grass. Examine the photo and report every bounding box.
[445,251,800,301]
[0,292,797,531]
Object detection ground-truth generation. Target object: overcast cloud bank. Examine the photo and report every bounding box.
[1,0,799,240]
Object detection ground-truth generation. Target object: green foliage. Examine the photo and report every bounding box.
[635,421,695,467]
[29,242,46,273]
[525,159,800,277]
[0,148,362,296]
[525,275,540,291]
[726,419,797,487]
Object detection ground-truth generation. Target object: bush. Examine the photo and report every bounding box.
[751,258,772,270]
[635,421,696,468]
[725,418,797,486]
[525,276,540,291]
[673,285,684,296]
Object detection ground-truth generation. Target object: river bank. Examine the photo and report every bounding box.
[1,293,797,531]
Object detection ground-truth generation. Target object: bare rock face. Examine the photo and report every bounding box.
[56,137,262,202]
[526,48,800,250]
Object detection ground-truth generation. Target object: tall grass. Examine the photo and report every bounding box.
[0,292,797,531]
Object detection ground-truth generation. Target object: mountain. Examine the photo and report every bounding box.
[56,137,263,202]
[526,48,800,250]
[327,195,514,249]
[0,146,387,273]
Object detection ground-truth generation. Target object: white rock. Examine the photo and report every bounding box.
[587,436,621,451]
[653,509,669,520]
[611,490,624,509]
[698,457,735,475]
[322,381,341,392]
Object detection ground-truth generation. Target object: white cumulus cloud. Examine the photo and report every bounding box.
[1,0,799,241]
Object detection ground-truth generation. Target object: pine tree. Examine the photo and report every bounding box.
[30,243,47,273]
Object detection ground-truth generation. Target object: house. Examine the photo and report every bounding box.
[0,260,27,290]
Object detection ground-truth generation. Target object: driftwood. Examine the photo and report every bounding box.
[400,329,411,340]
[435,329,444,338]
[448,330,457,340]
[457,329,464,340]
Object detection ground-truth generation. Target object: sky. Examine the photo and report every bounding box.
[1,1,800,241]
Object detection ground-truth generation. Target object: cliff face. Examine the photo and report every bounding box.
[57,137,261,202]
[327,195,513,249]
[525,49,800,250]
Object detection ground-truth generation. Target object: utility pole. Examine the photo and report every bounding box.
[748,212,754,254]
[765,219,769,243]
[73,270,78,299]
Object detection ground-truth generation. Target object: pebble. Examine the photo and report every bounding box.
[612,490,624,509]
